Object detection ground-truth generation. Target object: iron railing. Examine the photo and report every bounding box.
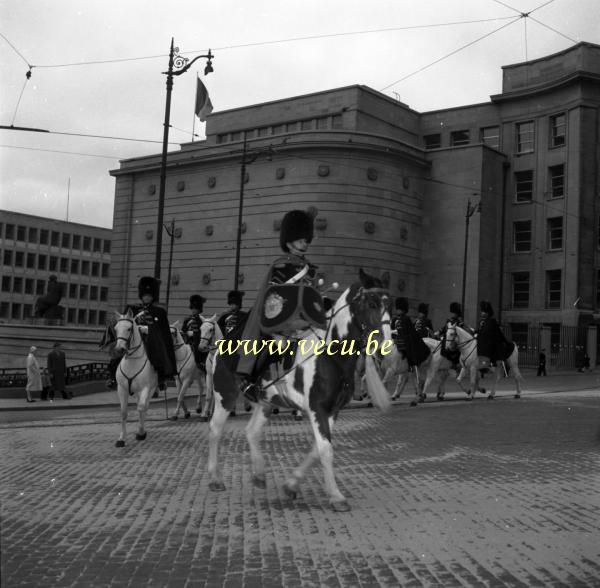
[0,362,109,388]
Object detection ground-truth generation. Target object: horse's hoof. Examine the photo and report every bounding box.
[252,475,266,489]
[170,415,178,421]
[195,408,202,414]
[283,483,298,499]
[209,481,226,492]
[294,414,303,421]
[330,500,351,512]
[199,415,209,422]
[367,402,374,408]
[437,395,444,401]
[184,412,191,419]
[487,395,494,400]
[136,432,147,441]
[514,394,521,399]
[465,396,473,402]
[410,400,418,407]
[115,439,125,448]
[479,388,486,394]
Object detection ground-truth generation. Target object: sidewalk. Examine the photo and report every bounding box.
[0,369,597,412]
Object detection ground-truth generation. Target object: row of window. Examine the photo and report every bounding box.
[514,165,565,201]
[1,249,110,277]
[0,223,111,253]
[0,301,107,326]
[511,269,562,309]
[424,113,566,152]
[216,114,344,144]
[1,276,108,301]
[513,217,564,253]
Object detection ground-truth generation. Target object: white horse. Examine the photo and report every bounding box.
[205,271,392,511]
[446,323,523,399]
[197,315,226,422]
[169,321,207,420]
[113,310,158,447]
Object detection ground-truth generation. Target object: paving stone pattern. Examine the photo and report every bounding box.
[1,394,600,587]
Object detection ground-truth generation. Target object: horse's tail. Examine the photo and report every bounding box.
[365,354,391,412]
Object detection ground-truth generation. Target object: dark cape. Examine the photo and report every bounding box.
[476,316,514,364]
[392,313,431,366]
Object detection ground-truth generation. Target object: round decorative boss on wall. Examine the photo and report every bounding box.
[202,273,211,285]
[243,172,249,184]
[315,217,327,230]
[205,225,213,236]
[306,206,319,219]
[241,222,247,234]
[172,274,180,285]
[238,273,244,284]
[403,177,410,189]
[208,176,216,188]
[367,167,378,181]
[317,165,330,177]
[276,167,285,180]
[364,221,375,234]
[400,227,408,241]
[176,180,185,192]
[397,279,406,292]
[148,184,156,195]
[273,219,282,231]
[145,230,154,240]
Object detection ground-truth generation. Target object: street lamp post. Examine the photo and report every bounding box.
[461,197,480,316]
[164,219,182,310]
[154,38,213,287]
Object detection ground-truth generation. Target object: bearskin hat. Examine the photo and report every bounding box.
[138,276,159,301]
[227,290,244,306]
[279,210,314,252]
[449,302,462,315]
[480,300,494,316]
[395,297,409,312]
[417,303,429,316]
[189,294,206,311]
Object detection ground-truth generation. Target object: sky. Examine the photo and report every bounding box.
[1,0,598,229]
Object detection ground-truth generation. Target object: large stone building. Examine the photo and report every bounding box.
[109,42,600,360]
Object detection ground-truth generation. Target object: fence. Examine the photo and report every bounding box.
[0,362,109,388]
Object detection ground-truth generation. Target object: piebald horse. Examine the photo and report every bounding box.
[445,323,523,400]
[113,310,158,447]
[169,321,208,420]
[205,270,392,511]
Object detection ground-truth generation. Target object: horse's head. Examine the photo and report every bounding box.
[170,320,184,345]
[445,322,458,351]
[113,309,138,353]
[198,314,218,351]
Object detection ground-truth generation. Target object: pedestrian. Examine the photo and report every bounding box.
[537,348,547,376]
[25,346,41,403]
[575,346,585,372]
[47,342,71,399]
[41,368,52,401]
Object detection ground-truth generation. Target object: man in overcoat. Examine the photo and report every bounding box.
[47,342,70,399]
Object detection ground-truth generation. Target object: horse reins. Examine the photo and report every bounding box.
[115,318,150,395]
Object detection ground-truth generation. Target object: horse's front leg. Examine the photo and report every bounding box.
[207,392,230,491]
[195,369,205,413]
[136,387,150,441]
[309,414,349,511]
[245,403,271,489]
[393,371,409,400]
[283,443,320,499]
[115,385,128,447]
[171,377,190,420]
[487,366,499,400]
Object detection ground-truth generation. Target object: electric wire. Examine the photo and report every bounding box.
[0,31,32,67]
[528,16,578,43]
[9,76,30,126]
[0,127,177,145]
[0,144,120,159]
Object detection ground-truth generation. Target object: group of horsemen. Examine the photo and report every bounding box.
[103,210,512,399]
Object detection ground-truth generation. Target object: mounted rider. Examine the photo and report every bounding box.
[182,294,207,371]
[236,209,327,402]
[414,302,434,338]
[218,290,248,337]
[476,300,513,369]
[437,301,469,370]
[391,297,430,366]
[127,276,176,391]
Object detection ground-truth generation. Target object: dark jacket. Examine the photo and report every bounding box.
[47,348,67,390]
[476,316,513,364]
[414,316,434,338]
[392,313,430,367]
[217,309,248,338]
[182,312,207,369]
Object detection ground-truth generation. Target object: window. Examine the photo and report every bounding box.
[509,323,529,351]
[0,302,8,318]
[99,310,107,325]
[424,134,441,149]
[3,250,13,265]
[13,277,23,293]
[546,270,562,309]
[37,254,47,270]
[51,231,60,246]
[49,256,58,271]
[512,272,530,308]
[5,224,15,239]
[332,114,343,129]
[257,127,269,137]
[26,253,36,269]
[90,285,98,300]
[516,121,534,153]
[25,279,34,294]
[39,229,48,244]
[69,284,77,298]
[93,238,102,252]
[62,233,71,248]
[1,276,11,291]
[16,226,26,241]
[67,308,76,323]
[0,222,3,238]
[83,236,91,251]
[513,220,532,252]
[72,234,81,250]
[15,251,24,267]
[547,217,563,250]
[11,304,21,320]
[71,259,79,273]
[515,170,533,202]
[101,263,110,278]
[300,119,312,131]
[78,309,87,323]
[79,284,88,299]
[450,130,470,146]
[81,260,90,276]
[316,117,328,130]
[549,164,565,199]
[216,133,227,144]
[103,240,111,254]
[550,113,566,147]
[23,304,33,318]
[91,262,100,277]
[596,270,600,308]
[88,310,97,324]
[28,227,38,242]
[60,257,68,273]
[481,126,500,149]
[100,287,108,301]
[36,280,45,295]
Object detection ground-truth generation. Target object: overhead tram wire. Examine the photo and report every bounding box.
[0,144,120,159]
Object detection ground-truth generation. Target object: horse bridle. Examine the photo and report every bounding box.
[446,324,477,363]
[115,318,144,356]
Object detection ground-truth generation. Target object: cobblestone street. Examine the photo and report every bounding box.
[2,388,600,587]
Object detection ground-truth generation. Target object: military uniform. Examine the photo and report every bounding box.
[217,290,248,337]
[437,302,466,367]
[414,303,434,338]
[476,300,513,367]
[182,294,207,370]
[391,297,430,367]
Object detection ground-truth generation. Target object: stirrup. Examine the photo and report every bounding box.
[241,381,262,403]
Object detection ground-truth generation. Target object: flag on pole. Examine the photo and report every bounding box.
[195,76,213,122]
